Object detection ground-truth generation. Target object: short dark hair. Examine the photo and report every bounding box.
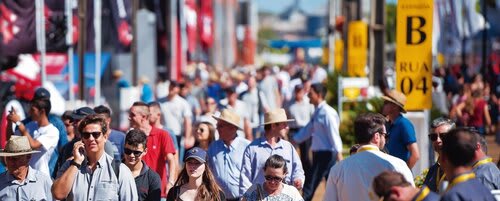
[93,105,111,118]
[372,171,411,199]
[310,83,327,98]
[263,154,288,174]
[441,128,477,167]
[31,98,51,115]
[147,101,161,109]
[354,113,386,144]
[77,114,108,135]
[125,129,147,148]
[62,110,73,121]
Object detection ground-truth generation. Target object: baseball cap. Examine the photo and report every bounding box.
[33,87,50,100]
[70,107,96,121]
[184,147,207,163]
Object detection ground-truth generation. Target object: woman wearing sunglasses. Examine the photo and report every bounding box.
[167,147,225,201]
[193,121,216,151]
[242,155,303,201]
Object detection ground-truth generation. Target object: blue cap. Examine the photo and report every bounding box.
[184,147,207,163]
[33,87,50,100]
[70,107,96,121]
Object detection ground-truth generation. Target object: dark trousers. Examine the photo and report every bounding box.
[302,151,337,201]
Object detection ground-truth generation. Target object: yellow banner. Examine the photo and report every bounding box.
[347,21,367,77]
[335,39,344,71]
[396,0,433,110]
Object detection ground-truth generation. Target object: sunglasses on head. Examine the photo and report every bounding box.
[81,131,102,139]
[124,148,143,157]
[264,175,283,183]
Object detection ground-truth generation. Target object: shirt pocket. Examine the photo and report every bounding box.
[94,182,119,201]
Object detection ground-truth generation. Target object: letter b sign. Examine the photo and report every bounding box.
[406,16,426,45]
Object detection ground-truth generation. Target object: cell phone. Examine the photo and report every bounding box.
[79,146,86,157]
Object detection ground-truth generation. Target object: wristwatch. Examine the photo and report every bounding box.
[15,121,22,126]
[70,160,82,168]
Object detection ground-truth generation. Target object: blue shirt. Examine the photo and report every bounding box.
[207,137,250,199]
[473,158,500,190]
[441,177,495,201]
[423,162,444,192]
[109,129,126,159]
[0,167,54,201]
[293,101,343,152]
[411,186,439,201]
[239,137,305,195]
[385,114,416,162]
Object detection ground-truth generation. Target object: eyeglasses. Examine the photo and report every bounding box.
[81,131,102,139]
[428,133,444,141]
[264,175,283,183]
[124,148,143,157]
[378,132,389,140]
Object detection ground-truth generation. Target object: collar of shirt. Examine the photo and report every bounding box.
[83,153,107,169]
[258,136,284,149]
[5,166,37,185]
[139,161,150,177]
[317,101,327,110]
[356,144,380,153]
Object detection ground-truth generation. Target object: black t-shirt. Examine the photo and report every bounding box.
[166,185,225,201]
[135,162,162,201]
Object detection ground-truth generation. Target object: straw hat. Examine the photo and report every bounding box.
[381,90,407,113]
[213,109,242,130]
[0,136,40,157]
[262,108,295,125]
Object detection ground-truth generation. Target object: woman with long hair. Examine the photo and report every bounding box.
[167,147,225,201]
[193,121,216,150]
[242,155,303,201]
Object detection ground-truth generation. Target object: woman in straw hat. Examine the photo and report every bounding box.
[0,136,53,200]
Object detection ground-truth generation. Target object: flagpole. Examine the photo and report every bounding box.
[36,0,47,87]
[66,0,75,104]
[94,0,102,105]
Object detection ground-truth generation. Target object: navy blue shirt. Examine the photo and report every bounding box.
[412,186,440,201]
[108,129,126,159]
[385,114,416,162]
[424,162,445,192]
[135,161,161,201]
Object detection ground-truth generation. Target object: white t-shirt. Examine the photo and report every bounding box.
[20,122,59,176]
[160,95,193,136]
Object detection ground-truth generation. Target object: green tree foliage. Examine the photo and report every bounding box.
[386,3,397,44]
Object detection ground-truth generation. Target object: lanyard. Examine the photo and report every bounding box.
[356,146,379,153]
[414,186,431,201]
[436,166,446,193]
[472,158,493,168]
[445,172,475,192]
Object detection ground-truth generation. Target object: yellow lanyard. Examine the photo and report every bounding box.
[357,146,379,153]
[436,166,446,193]
[472,158,493,168]
[414,186,431,201]
[445,173,476,192]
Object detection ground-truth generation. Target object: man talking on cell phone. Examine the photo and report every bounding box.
[52,114,138,200]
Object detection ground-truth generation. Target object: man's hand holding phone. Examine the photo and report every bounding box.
[72,141,86,165]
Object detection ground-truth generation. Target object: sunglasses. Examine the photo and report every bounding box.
[264,175,283,183]
[380,132,389,140]
[81,131,102,139]
[428,133,444,142]
[124,148,143,157]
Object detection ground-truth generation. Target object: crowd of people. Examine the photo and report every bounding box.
[0,60,499,201]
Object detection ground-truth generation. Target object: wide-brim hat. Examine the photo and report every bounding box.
[0,136,40,157]
[262,108,295,125]
[381,90,407,113]
[213,109,242,130]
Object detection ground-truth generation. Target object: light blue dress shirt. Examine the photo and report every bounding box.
[0,166,53,201]
[207,136,250,199]
[239,137,305,195]
[293,101,343,152]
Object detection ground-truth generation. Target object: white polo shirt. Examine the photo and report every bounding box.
[21,122,59,176]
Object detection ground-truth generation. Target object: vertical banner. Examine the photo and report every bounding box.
[335,39,344,72]
[396,0,433,110]
[347,21,367,77]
